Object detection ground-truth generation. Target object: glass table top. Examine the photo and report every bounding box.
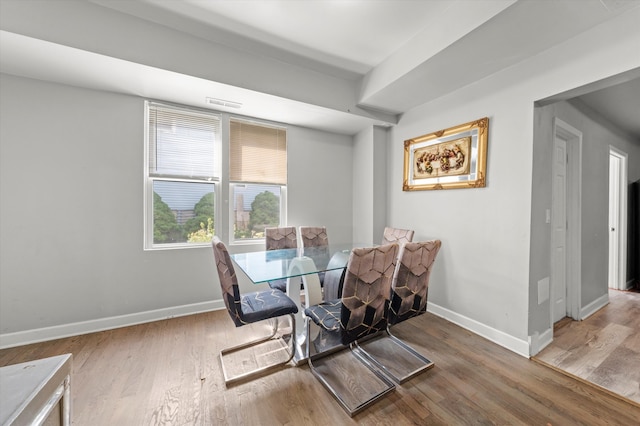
[230,243,368,283]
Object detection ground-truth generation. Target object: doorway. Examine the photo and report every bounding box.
[608,146,628,290]
[551,118,582,323]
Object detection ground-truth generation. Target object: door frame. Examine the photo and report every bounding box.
[551,118,582,321]
[550,136,567,323]
[608,146,628,290]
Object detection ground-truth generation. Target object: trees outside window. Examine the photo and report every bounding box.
[184,192,214,236]
[153,192,181,244]
[249,191,280,233]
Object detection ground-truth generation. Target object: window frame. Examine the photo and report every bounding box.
[143,102,288,250]
[228,116,288,245]
[144,101,222,250]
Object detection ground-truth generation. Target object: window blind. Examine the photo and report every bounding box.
[230,119,287,185]
[148,103,221,179]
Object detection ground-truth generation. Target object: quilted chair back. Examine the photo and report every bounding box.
[388,240,442,325]
[340,244,399,345]
[300,226,329,247]
[212,236,244,327]
[300,226,331,273]
[265,226,298,250]
[381,227,415,246]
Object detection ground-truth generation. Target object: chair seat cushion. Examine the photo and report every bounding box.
[269,278,305,292]
[267,278,287,292]
[241,289,299,324]
[305,299,342,331]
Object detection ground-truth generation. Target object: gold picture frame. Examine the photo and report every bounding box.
[403,117,489,191]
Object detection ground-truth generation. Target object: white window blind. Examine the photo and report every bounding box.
[148,103,221,179]
[230,119,287,185]
[145,102,220,248]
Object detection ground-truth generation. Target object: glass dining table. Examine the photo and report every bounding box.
[230,243,363,364]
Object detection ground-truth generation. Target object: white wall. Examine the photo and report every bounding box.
[372,126,389,242]
[528,99,640,338]
[0,0,376,123]
[384,9,640,356]
[0,74,354,346]
[352,125,395,245]
[2,4,639,357]
[352,126,375,244]
[287,126,353,243]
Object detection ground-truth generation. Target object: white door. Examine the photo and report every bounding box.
[551,137,567,323]
[608,147,628,290]
[608,153,620,289]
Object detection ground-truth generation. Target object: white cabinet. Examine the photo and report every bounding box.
[0,354,72,426]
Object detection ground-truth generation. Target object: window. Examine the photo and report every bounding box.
[144,103,287,249]
[145,102,221,248]
[230,118,287,242]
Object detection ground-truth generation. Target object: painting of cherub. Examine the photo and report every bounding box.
[413,136,471,179]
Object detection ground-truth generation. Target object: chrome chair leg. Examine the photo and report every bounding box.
[354,328,434,384]
[220,314,296,386]
[306,322,395,417]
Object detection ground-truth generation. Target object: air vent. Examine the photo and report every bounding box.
[206,97,242,109]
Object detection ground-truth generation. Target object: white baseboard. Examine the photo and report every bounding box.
[0,300,225,349]
[626,279,636,290]
[2,299,563,357]
[427,302,530,358]
[579,292,609,320]
[528,327,553,356]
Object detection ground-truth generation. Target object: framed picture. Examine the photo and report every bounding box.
[403,117,489,191]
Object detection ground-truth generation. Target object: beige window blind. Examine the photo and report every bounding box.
[230,119,287,185]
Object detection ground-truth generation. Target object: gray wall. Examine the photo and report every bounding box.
[528,99,640,339]
[383,10,640,355]
[352,126,375,244]
[352,125,390,245]
[0,73,354,343]
[2,3,639,357]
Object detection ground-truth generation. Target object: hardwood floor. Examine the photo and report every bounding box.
[534,288,640,406]
[1,310,639,425]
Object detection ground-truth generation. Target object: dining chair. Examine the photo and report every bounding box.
[212,236,299,385]
[299,226,329,247]
[304,244,399,416]
[299,226,330,285]
[381,226,414,246]
[355,240,442,383]
[265,226,298,292]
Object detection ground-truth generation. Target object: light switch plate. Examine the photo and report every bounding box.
[538,277,550,304]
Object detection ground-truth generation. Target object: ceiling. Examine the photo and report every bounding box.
[576,78,640,139]
[1,0,639,137]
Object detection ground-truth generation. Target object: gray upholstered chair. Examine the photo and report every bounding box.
[265,226,298,250]
[299,226,328,248]
[212,236,298,385]
[381,226,415,246]
[304,244,399,416]
[265,226,298,292]
[299,226,330,285]
[299,226,349,301]
[355,240,442,384]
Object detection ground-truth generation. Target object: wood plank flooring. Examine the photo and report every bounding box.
[1,310,639,425]
[534,288,640,405]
